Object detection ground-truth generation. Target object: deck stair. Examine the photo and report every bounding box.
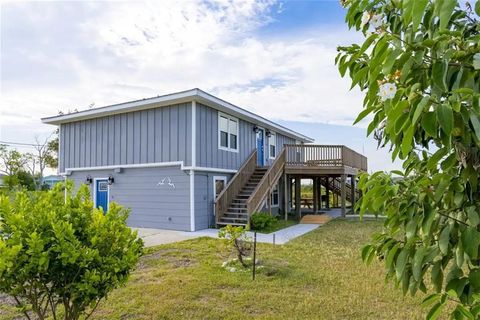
[216,167,268,226]
[321,177,360,204]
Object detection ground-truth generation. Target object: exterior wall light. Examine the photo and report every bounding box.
[108,175,115,185]
[266,130,272,137]
[253,125,260,133]
[85,175,93,185]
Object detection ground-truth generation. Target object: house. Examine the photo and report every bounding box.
[42,88,367,231]
[42,175,64,189]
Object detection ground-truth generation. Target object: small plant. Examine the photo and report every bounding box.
[218,225,251,268]
[251,212,277,230]
[0,181,143,320]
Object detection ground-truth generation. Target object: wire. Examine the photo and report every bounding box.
[0,141,39,147]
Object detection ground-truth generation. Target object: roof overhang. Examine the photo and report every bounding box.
[41,88,314,143]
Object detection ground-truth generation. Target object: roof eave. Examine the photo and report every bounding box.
[41,88,314,143]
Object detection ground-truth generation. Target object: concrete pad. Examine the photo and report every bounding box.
[132,228,199,247]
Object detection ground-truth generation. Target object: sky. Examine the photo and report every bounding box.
[0,0,401,173]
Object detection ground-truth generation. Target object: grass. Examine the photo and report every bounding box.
[1,220,436,319]
[252,217,297,233]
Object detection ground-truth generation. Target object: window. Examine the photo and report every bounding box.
[218,113,239,152]
[271,183,279,207]
[269,132,276,159]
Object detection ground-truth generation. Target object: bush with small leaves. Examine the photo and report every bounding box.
[0,181,143,320]
[251,212,277,231]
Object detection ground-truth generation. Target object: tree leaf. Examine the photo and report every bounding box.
[412,96,430,125]
[396,248,409,280]
[439,225,450,255]
[412,0,428,31]
[462,227,480,260]
[422,112,437,136]
[426,302,445,320]
[469,112,480,141]
[401,125,415,156]
[439,0,456,30]
[437,104,453,136]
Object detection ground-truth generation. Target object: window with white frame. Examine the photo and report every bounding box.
[271,183,279,207]
[218,113,239,152]
[269,132,276,158]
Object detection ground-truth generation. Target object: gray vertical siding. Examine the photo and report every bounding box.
[194,171,233,230]
[59,103,192,172]
[196,103,297,170]
[196,103,256,170]
[68,166,191,231]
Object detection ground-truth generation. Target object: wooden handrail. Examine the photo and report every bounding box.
[284,144,367,171]
[246,148,286,215]
[215,150,257,224]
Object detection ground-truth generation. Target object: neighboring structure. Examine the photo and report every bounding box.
[42,88,367,231]
[42,175,64,189]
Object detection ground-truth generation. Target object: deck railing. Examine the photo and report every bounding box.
[284,145,368,171]
[215,150,257,225]
[246,148,286,215]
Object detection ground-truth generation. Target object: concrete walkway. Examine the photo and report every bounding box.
[135,223,322,247]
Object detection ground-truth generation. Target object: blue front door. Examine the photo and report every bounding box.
[256,129,264,166]
[95,179,109,212]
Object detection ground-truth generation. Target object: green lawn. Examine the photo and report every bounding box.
[1,220,435,319]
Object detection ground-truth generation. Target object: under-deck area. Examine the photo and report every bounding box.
[215,144,368,227]
[283,144,368,218]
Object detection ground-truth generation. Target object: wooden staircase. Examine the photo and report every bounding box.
[216,167,268,226]
[215,148,286,228]
[321,176,360,204]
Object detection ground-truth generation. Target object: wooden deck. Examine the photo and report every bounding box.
[284,144,367,175]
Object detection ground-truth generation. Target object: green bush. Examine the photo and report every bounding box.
[251,212,277,230]
[0,181,143,320]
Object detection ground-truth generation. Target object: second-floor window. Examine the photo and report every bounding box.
[219,113,239,152]
[269,132,276,158]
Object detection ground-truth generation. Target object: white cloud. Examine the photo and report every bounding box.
[1,0,389,169]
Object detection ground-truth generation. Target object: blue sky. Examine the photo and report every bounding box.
[0,0,399,172]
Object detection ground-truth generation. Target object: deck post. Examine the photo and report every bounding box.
[295,176,301,219]
[284,173,288,221]
[318,177,322,210]
[351,175,356,212]
[325,176,330,209]
[312,177,317,213]
[341,174,346,217]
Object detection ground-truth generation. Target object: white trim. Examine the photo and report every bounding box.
[218,112,239,153]
[192,101,196,167]
[60,161,237,175]
[41,88,314,143]
[93,177,110,211]
[58,124,62,174]
[213,176,227,216]
[189,170,195,231]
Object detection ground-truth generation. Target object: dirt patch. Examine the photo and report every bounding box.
[137,248,196,270]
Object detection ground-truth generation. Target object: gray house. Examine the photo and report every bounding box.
[42,89,322,231]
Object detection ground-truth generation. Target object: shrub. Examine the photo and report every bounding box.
[218,225,251,268]
[251,212,277,230]
[0,181,143,320]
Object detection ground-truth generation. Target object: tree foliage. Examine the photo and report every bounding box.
[0,182,143,320]
[337,0,480,318]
